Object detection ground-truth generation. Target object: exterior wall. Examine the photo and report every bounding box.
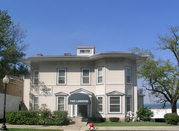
[24,57,139,120]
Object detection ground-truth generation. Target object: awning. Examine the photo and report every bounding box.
[68,93,90,105]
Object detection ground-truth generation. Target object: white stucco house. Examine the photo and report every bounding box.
[20,46,148,120]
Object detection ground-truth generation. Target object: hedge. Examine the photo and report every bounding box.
[6,111,69,125]
[164,113,179,125]
[109,117,120,122]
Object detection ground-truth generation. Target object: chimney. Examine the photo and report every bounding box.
[37,54,43,56]
[64,53,71,56]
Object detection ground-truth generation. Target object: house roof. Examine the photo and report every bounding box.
[20,52,148,67]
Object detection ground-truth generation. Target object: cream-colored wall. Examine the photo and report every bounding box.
[24,74,30,110]
[25,58,139,119]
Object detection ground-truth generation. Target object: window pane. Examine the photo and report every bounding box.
[34,104,38,110]
[98,105,102,112]
[34,71,38,77]
[110,105,120,112]
[59,70,65,76]
[59,77,65,84]
[34,78,38,85]
[110,97,120,104]
[34,97,38,103]
[127,76,130,83]
[83,77,89,84]
[127,68,131,76]
[98,68,102,76]
[98,76,102,83]
[58,97,64,104]
[58,105,64,111]
[98,97,102,104]
[83,70,89,76]
[127,105,131,112]
[127,97,130,104]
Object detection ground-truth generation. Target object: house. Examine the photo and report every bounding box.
[20,46,148,120]
[0,76,24,120]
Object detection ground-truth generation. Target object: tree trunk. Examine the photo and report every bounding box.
[171,101,177,113]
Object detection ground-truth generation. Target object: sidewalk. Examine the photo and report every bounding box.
[4,124,179,131]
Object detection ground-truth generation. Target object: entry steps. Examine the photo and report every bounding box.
[69,116,89,127]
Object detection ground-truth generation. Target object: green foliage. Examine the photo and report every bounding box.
[0,10,28,80]
[6,111,70,125]
[109,117,120,122]
[164,113,179,125]
[128,26,179,113]
[137,106,153,121]
[91,117,106,122]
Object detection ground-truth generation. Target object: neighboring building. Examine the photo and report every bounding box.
[0,76,24,120]
[20,46,148,120]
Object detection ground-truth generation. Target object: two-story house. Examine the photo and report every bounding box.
[21,46,148,120]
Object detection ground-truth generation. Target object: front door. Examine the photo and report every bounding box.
[77,105,87,116]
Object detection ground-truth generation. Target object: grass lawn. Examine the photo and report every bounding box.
[93,121,175,126]
[7,129,62,131]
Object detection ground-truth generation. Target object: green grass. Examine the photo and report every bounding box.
[93,121,175,126]
[7,129,62,131]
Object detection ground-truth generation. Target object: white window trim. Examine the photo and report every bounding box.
[32,95,38,111]
[126,67,132,84]
[108,96,122,114]
[56,96,66,111]
[33,70,38,86]
[79,49,92,54]
[57,68,67,85]
[126,95,132,112]
[96,96,104,113]
[81,68,91,85]
[96,67,103,85]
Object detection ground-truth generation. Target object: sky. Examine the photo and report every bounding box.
[1,0,179,104]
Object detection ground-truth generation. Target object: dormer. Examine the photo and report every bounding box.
[76,46,95,56]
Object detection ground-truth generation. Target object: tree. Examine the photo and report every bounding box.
[0,10,28,81]
[129,26,179,113]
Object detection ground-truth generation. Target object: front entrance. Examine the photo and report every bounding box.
[77,105,87,116]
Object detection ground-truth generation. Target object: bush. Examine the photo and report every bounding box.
[109,117,120,122]
[164,113,179,125]
[137,106,153,121]
[91,117,106,122]
[6,111,70,125]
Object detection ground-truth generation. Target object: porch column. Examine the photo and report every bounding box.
[71,105,73,117]
[90,95,92,117]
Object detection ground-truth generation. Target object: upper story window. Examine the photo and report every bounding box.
[57,68,67,85]
[79,49,92,54]
[33,70,38,85]
[126,67,131,84]
[97,67,103,84]
[81,68,91,85]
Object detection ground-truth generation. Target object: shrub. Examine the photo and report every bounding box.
[6,111,70,125]
[137,106,153,121]
[91,117,106,122]
[164,113,179,125]
[109,117,120,122]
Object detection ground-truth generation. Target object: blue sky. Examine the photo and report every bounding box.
[1,0,179,104]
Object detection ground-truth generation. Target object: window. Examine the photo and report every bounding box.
[126,67,131,84]
[97,67,103,84]
[57,96,66,111]
[126,96,132,112]
[57,68,66,85]
[97,96,104,113]
[33,70,38,85]
[108,96,122,113]
[81,68,91,85]
[79,49,91,54]
[33,96,38,111]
